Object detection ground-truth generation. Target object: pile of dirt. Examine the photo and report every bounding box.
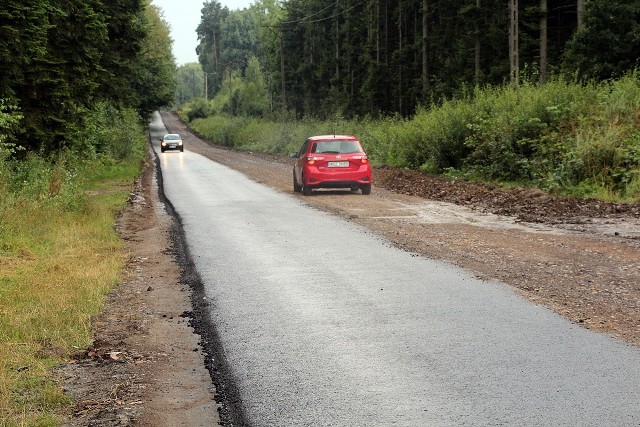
[373,166,640,224]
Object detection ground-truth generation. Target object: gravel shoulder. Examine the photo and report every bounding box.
[60,112,640,426]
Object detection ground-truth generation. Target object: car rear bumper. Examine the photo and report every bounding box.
[305,167,372,188]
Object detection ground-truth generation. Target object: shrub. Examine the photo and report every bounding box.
[186,98,209,121]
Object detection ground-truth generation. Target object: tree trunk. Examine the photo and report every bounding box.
[509,0,519,85]
[474,0,481,84]
[376,0,380,64]
[398,1,403,114]
[422,0,429,95]
[279,28,286,112]
[384,0,389,65]
[335,7,340,79]
[577,0,586,31]
[539,0,547,83]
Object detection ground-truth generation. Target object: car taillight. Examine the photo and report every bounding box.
[352,156,368,164]
[307,156,323,165]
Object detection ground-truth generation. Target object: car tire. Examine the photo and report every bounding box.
[293,171,302,193]
[180,146,184,152]
[302,175,313,196]
[161,147,165,153]
[361,184,372,195]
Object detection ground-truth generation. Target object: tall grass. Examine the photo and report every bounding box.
[184,72,640,201]
[0,106,146,426]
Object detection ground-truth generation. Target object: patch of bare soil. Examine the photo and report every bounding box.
[59,111,640,426]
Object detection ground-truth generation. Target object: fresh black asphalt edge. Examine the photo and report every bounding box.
[150,139,248,427]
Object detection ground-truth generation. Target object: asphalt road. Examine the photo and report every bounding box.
[150,113,640,426]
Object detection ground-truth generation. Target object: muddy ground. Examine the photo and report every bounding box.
[59,112,640,426]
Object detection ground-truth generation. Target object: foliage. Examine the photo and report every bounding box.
[563,0,640,81]
[183,57,271,120]
[136,3,178,118]
[67,103,147,162]
[185,98,211,122]
[0,104,146,426]
[236,57,270,116]
[197,0,231,97]
[0,100,23,157]
[194,0,624,119]
[177,63,206,105]
[0,0,175,154]
[0,1,173,423]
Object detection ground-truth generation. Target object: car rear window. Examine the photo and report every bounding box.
[312,140,360,154]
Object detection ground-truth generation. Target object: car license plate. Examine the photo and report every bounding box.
[328,161,349,168]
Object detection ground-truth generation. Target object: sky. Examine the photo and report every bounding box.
[152,0,255,66]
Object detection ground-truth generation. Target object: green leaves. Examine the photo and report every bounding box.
[563,0,640,80]
[0,0,176,154]
[0,99,23,156]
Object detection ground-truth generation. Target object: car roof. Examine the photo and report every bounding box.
[308,135,358,141]
[164,133,181,137]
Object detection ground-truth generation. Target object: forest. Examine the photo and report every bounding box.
[0,0,177,155]
[186,0,640,119]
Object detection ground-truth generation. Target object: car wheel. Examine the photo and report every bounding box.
[301,175,313,196]
[180,146,184,152]
[161,147,165,153]
[361,184,372,195]
[293,172,302,193]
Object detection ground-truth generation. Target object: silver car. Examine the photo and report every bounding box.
[160,133,184,153]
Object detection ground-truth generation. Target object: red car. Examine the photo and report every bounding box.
[292,135,372,196]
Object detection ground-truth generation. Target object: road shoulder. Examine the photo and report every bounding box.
[59,147,220,426]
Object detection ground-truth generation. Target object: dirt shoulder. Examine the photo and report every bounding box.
[60,111,640,426]
[59,150,220,426]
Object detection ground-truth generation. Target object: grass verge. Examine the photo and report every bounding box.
[0,121,145,425]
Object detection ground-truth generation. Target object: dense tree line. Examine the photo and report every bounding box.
[193,0,640,119]
[0,0,177,154]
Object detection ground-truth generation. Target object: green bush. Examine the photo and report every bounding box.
[186,98,210,121]
[0,104,147,251]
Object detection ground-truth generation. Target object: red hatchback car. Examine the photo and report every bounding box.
[292,135,372,195]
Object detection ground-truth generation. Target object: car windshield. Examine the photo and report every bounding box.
[165,134,181,140]
[312,140,360,154]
